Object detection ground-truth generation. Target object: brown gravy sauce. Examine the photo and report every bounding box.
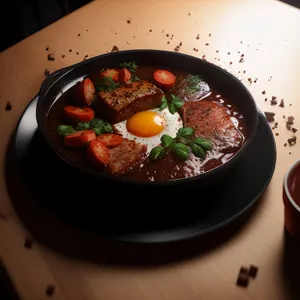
[46,65,247,182]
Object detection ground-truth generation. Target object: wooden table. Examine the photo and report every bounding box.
[1,0,300,299]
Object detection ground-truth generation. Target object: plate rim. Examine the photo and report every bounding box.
[12,98,277,243]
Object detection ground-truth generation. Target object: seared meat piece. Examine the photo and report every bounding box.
[172,73,210,102]
[108,138,147,175]
[95,80,163,123]
[181,100,243,152]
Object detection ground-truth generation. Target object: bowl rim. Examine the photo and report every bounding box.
[284,159,300,212]
[36,48,259,187]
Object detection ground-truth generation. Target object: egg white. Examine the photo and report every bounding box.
[113,108,183,154]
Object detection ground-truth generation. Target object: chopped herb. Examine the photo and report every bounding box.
[149,127,212,161]
[95,76,119,92]
[58,118,113,137]
[186,74,204,93]
[159,95,168,110]
[131,73,140,82]
[159,94,184,114]
[120,61,138,73]
[58,125,77,137]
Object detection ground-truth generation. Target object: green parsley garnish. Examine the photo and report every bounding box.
[57,125,77,137]
[57,118,113,137]
[120,61,140,82]
[159,94,184,114]
[149,127,212,161]
[95,76,119,92]
[186,74,204,93]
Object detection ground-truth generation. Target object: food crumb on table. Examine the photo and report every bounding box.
[47,53,55,61]
[236,272,249,287]
[45,285,55,296]
[24,237,33,249]
[249,265,259,278]
[5,101,12,111]
[111,45,119,52]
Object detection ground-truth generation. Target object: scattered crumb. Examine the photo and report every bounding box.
[5,101,12,111]
[167,41,170,44]
[196,34,200,40]
[149,29,152,32]
[69,49,72,52]
[249,265,258,278]
[239,57,244,63]
[288,136,297,146]
[78,33,80,36]
[286,123,291,130]
[188,13,191,16]
[47,53,55,61]
[111,45,119,52]
[45,46,49,51]
[45,285,55,296]
[76,52,79,55]
[209,33,211,37]
[287,116,295,125]
[270,96,277,105]
[44,69,50,76]
[61,54,65,58]
[292,128,298,133]
[127,18,131,24]
[284,143,287,147]
[202,55,206,60]
[24,237,33,249]
[264,111,275,122]
[275,133,279,136]
[174,45,180,52]
[289,152,292,155]
[205,43,209,46]
[262,90,266,95]
[236,272,249,288]
[279,99,285,108]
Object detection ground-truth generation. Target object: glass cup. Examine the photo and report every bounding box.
[283,159,300,238]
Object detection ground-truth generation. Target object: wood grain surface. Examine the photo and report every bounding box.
[1,0,300,299]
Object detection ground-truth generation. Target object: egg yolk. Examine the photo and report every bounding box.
[126,111,165,137]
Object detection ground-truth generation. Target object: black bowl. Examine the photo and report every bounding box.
[36,49,258,192]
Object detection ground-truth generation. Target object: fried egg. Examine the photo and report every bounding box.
[113,108,183,154]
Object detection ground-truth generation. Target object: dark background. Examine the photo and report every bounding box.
[0,0,299,52]
[0,0,92,52]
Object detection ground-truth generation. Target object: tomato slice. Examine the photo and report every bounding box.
[76,77,95,106]
[86,139,110,167]
[96,134,123,148]
[118,68,132,84]
[153,69,176,91]
[63,105,95,123]
[100,68,119,83]
[64,130,96,147]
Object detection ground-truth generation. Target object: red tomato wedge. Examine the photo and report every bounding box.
[153,69,176,91]
[76,77,96,106]
[100,68,119,83]
[63,105,95,123]
[118,68,132,84]
[96,134,123,148]
[64,130,96,147]
[86,140,110,167]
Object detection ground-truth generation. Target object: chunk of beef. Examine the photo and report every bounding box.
[181,100,243,152]
[108,138,147,175]
[95,80,163,123]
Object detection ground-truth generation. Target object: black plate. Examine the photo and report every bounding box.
[5,96,276,244]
